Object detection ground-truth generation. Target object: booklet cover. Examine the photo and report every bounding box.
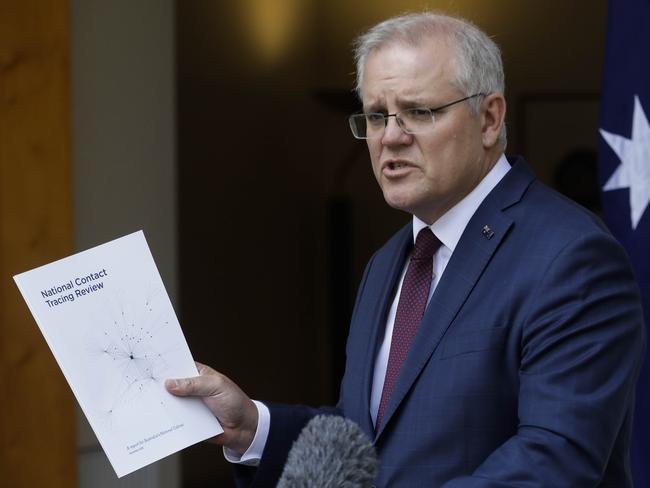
[13,231,223,477]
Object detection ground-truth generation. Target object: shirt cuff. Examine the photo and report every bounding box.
[222,400,270,466]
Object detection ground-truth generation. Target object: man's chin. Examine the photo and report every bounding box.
[383,193,440,224]
[380,180,423,210]
[383,193,416,215]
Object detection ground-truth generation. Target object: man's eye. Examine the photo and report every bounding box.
[405,108,431,119]
[366,113,385,124]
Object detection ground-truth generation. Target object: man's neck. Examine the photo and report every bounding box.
[415,151,505,225]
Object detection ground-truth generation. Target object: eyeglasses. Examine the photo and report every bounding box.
[348,93,484,139]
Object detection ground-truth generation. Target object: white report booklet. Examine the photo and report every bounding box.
[13,231,223,477]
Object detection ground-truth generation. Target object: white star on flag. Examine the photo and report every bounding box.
[600,95,650,229]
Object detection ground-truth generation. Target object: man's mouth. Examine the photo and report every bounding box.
[382,160,414,174]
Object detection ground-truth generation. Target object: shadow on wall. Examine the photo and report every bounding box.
[553,148,602,216]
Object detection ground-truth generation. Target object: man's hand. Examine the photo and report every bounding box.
[165,362,258,456]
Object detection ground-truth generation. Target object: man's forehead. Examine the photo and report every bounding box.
[365,34,456,69]
[361,57,459,108]
[361,38,459,100]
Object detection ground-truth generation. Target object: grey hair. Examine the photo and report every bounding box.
[353,12,507,146]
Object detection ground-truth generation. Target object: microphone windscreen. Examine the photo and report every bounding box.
[277,414,377,487]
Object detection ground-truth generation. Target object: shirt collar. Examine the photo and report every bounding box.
[412,153,511,251]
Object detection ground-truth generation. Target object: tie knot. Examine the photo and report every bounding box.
[411,228,440,261]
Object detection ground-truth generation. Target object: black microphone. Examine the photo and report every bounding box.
[276,414,378,487]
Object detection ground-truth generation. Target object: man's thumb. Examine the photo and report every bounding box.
[165,378,192,395]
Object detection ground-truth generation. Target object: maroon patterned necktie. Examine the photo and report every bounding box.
[376,227,441,429]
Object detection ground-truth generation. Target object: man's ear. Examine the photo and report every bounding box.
[481,92,506,149]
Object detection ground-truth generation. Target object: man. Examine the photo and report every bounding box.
[166,12,645,487]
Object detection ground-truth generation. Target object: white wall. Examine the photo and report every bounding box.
[70,1,179,486]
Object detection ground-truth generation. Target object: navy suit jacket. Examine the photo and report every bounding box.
[239,157,645,487]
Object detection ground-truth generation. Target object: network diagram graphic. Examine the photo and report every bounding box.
[83,283,182,432]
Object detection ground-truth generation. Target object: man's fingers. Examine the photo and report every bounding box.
[195,361,214,375]
[165,361,224,396]
[164,378,189,395]
[165,374,222,397]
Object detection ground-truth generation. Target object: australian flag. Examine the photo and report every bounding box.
[598,0,650,485]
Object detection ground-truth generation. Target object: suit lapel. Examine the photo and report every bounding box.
[374,156,534,438]
[345,224,412,436]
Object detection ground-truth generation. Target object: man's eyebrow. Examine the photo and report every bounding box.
[396,97,433,108]
[364,98,436,112]
[363,102,386,113]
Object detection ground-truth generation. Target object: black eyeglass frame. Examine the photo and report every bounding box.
[348,93,485,139]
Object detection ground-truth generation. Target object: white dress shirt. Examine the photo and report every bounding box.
[226,154,511,465]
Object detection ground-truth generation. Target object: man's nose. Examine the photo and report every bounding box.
[381,116,412,145]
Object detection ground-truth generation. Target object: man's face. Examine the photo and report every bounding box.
[362,38,497,224]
